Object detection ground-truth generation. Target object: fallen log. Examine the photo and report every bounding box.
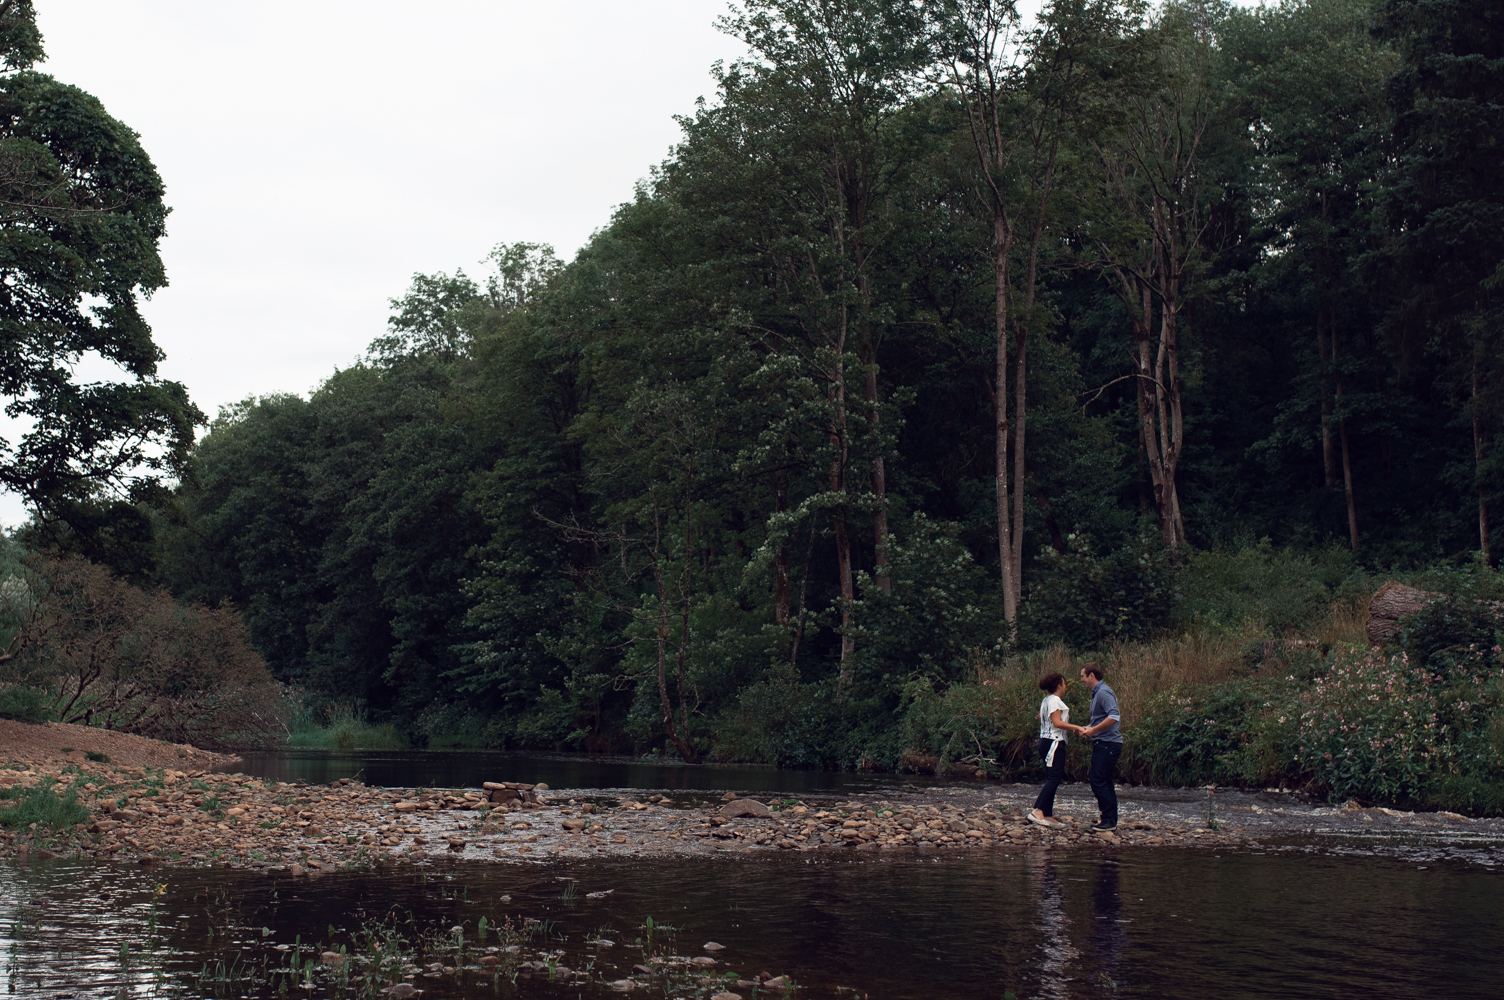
[1365,582,1439,645]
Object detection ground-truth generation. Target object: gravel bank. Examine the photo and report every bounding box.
[5,747,1500,868]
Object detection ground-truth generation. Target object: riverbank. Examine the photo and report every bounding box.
[4,734,1501,867]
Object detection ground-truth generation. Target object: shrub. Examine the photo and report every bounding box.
[0,685,52,724]
[1134,679,1268,787]
[0,554,282,749]
[1289,647,1499,805]
[1395,595,1504,674]
[1021,528,1176,649]
[841,514,1003,698]
[1174,541,1365,636]
[0,779,90,831]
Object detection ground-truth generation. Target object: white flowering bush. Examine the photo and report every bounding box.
[1291,645,1503,806]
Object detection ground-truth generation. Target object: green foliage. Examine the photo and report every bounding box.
[1396,596,1504,674]
[804,515,1005,723]
[282,699,406,752]
[1021,528,1176,649]
[0,778,89,830]
[0,52,203,534]
[1135,679,1270,787]
[0,684,50,723]
[1176,542,1366,635]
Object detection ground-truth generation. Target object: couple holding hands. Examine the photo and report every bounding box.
[1028,664,1122,833]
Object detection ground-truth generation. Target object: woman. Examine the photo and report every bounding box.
[1029,672,1082,827]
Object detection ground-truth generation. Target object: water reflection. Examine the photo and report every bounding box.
[229,748,956,795]
[2,850,1498,999]
[1030,853,1080,999]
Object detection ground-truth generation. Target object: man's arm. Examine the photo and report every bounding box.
[1080,689,1120,737]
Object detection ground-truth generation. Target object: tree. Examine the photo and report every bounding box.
[1375,0,1504,563]
[932,0,1119,619]
[1226,0,1399,552]
[1086,0,1229,553]
[0,2,201,532]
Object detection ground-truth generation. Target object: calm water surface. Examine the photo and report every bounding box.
[229,749,953,795]
[2,849,1495,998]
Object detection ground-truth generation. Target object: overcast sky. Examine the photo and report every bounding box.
[2,0,763,527]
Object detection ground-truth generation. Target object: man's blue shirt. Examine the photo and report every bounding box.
[1090,681,1123,743]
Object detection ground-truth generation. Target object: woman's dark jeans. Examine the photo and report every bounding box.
[1033,738,1066,816]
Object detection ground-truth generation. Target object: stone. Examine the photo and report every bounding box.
[692,956,717,967]
[534,783,549,791]
[394,802,418,813]
[562,819,586,831]
[609,980,636,991]
[763,976,789,989]
[321,951,345,969]
[719,799,771,819]
[386,985,422,998]
[721,791,739,801]
[703,941,726,951]
[287,864,305,876]
[711,994,742,1000]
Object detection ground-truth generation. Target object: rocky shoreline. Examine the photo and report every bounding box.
[4,748,1501,868]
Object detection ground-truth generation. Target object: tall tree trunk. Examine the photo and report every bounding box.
[860,270,890,595]
[1475,362,1493,565]
[1132,283,1170,534]
[992,206,1017,622]
[789,517,818,674]
[1011,159,1056,597]
[773,469,790,624]
[832,305,855,683]
[650,507,698,764]
[1333,322,1359,550]
[1317,304,1337,487]
[1154,210,1186,551]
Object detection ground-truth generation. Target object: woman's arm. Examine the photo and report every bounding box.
[1049,709,1083,733]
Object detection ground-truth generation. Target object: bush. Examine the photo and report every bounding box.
[0,554,282,749]
[0,778,90,831]
[1395,595,1504,674]
[0,685,52,724]
[1021,527,1176,649]
[1134,679,1269,787]
[1281,645,1504,807]
[1175,541,1364,636]
[841,514,1003,699]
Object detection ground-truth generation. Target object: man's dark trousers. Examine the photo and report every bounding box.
[1089,739,1121,826]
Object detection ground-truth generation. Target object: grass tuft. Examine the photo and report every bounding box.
[0,778,91,830]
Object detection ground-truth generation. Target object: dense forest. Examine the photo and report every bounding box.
[4,1,1503,788]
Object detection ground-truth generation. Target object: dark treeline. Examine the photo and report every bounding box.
[137,0,1502,761]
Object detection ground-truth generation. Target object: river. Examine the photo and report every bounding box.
[2,750,1498,998]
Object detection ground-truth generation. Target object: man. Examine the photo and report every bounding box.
[1076,663,1121,833]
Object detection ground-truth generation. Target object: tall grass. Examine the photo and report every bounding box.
[0,778,90,830]
[281,695,406,751]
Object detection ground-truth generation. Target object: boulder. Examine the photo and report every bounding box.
[719,799,771,819]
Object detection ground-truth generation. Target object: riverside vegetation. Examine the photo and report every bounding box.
[1,1,1502,815]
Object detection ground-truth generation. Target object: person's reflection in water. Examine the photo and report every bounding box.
[1085,858,1128,995]
[1029,853,1080,1000]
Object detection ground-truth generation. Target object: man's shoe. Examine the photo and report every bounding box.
[1090,821,1117,833]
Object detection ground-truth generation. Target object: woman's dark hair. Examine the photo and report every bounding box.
[1038,672,1065,693]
